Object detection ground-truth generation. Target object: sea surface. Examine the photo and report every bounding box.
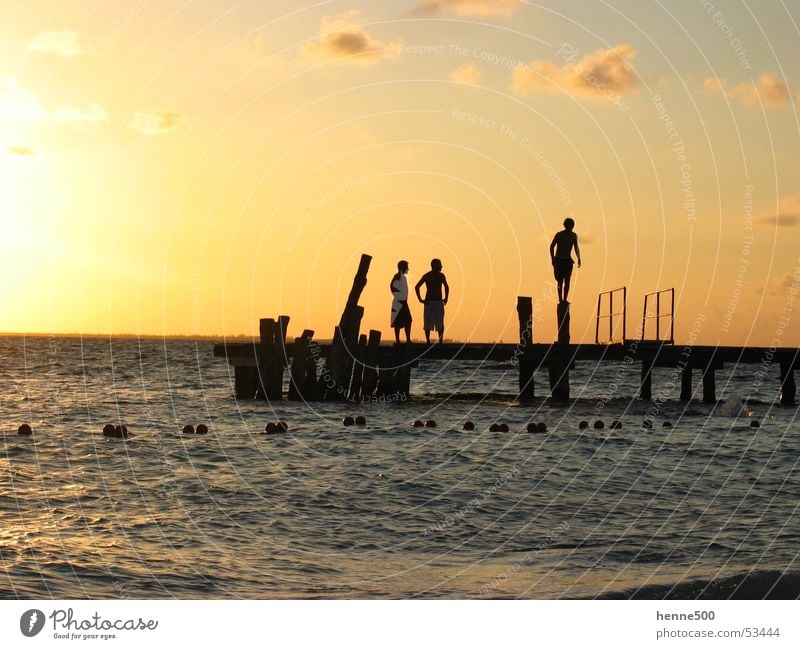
[1,336,798,599]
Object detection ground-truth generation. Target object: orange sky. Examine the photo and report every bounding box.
[2,1,799,345]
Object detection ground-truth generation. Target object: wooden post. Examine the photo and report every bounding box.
[680,366,692,400]
[361,330,382,398]
[557,302,570,345]
[234,365,251,399]
[516,296,534,400]
[324,254,372,399]
[780,360,796,406]
[392,345,411,401]
[640,359,653,400]
[548,347,570,401]
[288,329,314,401]
[548,303,571,401]
[305,339,321,400]
[348,334,368,399]
[340,305,364,397]
[255,318,276,400]
[702,365,716,403]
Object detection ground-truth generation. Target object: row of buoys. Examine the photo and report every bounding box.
[265,422,289,433]
[343,416,367,426]
[182,424,209,435]
[412,420,437,428]
[102,424,132,439]
[526,422,548,432]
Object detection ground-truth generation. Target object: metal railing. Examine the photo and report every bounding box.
[595,287,627,344]
[641,288,674,343]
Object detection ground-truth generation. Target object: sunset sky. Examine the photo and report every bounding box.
[2,0,799,345]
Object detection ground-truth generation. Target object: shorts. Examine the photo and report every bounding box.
[553,257,574,282]
[424,301,445,332]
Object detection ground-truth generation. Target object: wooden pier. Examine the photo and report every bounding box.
[212,254,800,406]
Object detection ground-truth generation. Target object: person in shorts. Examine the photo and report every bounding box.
[414,258,450,344]
[549,218,582,303]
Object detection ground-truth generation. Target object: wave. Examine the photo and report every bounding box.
[596,570,800,599]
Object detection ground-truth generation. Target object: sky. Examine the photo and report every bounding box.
[1,0,799,345]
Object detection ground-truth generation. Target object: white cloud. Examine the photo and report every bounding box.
[450,63,481,85]
[303,12,401,65]
[413,0,520,15]
[128,108,182,134]
[513,44,638,100]
[29,29,82,57]
[704,73,790,107]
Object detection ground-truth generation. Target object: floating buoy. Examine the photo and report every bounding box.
[593,420,604,429]
[642,420,653,429]
[578,421,589,430]
[276,422,288,432]
[355,416,366,426]
[662,421,672,428]
[489,423,500,432]
[17,424,33,436]
[182,425,195,435]
[265,422,278,433]
[413,420,425,428]
[610,420,621,430]
[526,422,537,433]
[463,421,475,431]
[498,423,509,432]
[196,424,209,435]
[425,420,437,428]
[343,416,355,426]
[536,422,547,433]
[103,425,131,439]
[750,420,760,428]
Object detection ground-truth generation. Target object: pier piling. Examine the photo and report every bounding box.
[780,359,796,406]
[516,296,534,399]
[680,366,692,401]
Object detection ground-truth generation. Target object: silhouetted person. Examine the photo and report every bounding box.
[550,218,581,303]
[390,260,412,344]
[415,258,450,344]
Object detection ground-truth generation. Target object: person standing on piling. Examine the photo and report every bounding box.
[415,258,450,344]
[549,218,581,303]
[390,260,413,344]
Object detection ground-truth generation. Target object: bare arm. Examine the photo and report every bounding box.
[442,275,450,304]
[574,235,581,267]
[414,276,425,303]
[549,236,557,262]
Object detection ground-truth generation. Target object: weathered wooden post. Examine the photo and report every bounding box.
[557,301,570,344]
[548,303,571,401]
[348,334,368,400]
[640,358,653,400]
[680,366,692,400]
[360,330,382,399]
[702,363,716,403]
[288,329,314,401]
[255,318,275,400]
[516,296,534,399]
[234,366,252,399]
[779,359,796,406]
[321,254,372,399]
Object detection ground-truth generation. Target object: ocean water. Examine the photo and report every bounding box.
[1,336,798,599]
